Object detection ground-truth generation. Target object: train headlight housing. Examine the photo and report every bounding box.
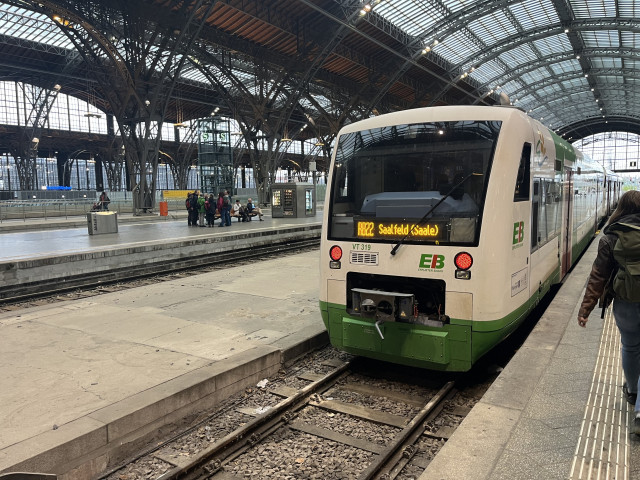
[329,245,342,269]
[454,252,473,280]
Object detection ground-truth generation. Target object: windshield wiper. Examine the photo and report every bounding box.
[390,172,483,256]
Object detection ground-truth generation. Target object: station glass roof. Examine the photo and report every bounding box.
[373,0,640,138]
[1,0,639,140]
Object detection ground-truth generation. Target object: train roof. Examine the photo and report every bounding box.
[338,105,532,134]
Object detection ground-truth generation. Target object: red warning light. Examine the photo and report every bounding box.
[454,252,473,270]
[329,245,343,261]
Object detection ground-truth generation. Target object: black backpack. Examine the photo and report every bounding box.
[190,195,198,210]
[611,223,640,302]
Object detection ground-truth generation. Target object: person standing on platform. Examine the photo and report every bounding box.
[189,190,199,226]
[578,190,640,434]
[216,192,224,221]
[219,190,232,227]
[99,191,110,211]
[205,194,216,227]
[197,192,206,227]
[186,192,194,226]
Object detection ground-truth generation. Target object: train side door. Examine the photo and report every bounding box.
[562,167,573,276]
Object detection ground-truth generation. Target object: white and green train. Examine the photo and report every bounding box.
[319,105,621,371]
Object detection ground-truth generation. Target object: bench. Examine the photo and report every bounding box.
[212,211,259,221]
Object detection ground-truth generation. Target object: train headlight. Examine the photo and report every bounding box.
[329,245,342,269]
[454,252,473,280]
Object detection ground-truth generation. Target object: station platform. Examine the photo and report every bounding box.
[421,234,640,480]
[0,210,321,299]
[1,216,639,480]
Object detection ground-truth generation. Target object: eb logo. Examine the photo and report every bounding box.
[419,254,445,269]
[513,221,525,245]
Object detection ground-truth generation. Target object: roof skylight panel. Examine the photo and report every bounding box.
[471,59,507,85]
[618,0,640,16]
[517,93,536,107]
[598,75,625,85]
[521,66,551,84]
[471,59,506,84]
[435,29,480,65]
[620,31,640,49]
[509,0,559,29]
[374,0,445,37]
[532,34,572,56]
[581,30,619,48]
[568,0,604,19]
[550,59,582,74]
[590,57,621,69]
[440,0,471,15]
[539,83,563,97]
[0,7,74,48]
[467,12,518,46]
[622,58,640,70]
[499,44,539,68]
[561,78,588,91]
[503,79,526,96]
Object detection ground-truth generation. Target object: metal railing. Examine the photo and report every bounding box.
[0,198,188,222]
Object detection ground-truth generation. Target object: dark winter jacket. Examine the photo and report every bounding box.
[579,212,640,318]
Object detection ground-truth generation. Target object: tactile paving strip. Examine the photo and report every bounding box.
[570,307,630,480]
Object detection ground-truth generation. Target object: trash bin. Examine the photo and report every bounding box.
[87,211,118,235]
[159,201,168,216]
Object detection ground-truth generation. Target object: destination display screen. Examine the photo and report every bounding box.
[354,218,446,241]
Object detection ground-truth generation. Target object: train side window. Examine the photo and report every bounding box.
[514,144,531,201]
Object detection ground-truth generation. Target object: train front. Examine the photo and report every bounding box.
[319,111,502,371]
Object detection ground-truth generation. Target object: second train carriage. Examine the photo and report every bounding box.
[319,105,621,372]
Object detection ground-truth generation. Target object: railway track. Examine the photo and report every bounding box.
[0,237,320,308]
[102,349,489,480]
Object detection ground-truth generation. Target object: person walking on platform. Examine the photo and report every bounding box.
[578,190,640,434]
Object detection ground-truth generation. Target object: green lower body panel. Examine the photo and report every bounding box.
[320,300,535,372]
[326,304,472,371]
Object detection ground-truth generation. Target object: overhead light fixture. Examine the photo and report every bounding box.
[84,112,102,118]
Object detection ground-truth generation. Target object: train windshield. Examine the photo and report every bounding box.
[328,120,501,245]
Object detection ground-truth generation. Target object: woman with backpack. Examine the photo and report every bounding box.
[578,190,640,434]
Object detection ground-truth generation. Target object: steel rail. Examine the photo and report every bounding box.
[156,361,352,480]
[358,380,456,480]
